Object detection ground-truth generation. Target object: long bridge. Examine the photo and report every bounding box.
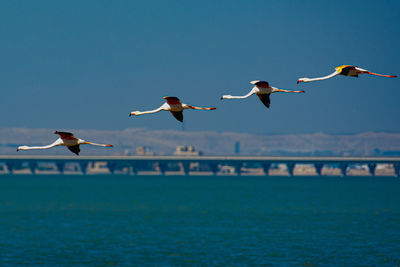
[1,155,400,176]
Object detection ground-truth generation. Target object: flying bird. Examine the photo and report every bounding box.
[221,80,305,108]
[129,96,216,122]
[297,65,397,83]
[17,131,113,155]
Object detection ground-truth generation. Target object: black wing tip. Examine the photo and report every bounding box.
[67,145,80,155]
[171,111,184,122]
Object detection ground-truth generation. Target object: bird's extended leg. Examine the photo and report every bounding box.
[355,67,397,78]
[186,105,216,110]
[272,87,305,93]
[81,141,113,147]
[366,71,397,78]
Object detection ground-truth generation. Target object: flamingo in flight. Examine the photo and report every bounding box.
[221,80,305,108]
[17,131,113,155]
[129,96,216,122]
[297,65,397,83]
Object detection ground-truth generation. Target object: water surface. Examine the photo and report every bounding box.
[0,175,399,266]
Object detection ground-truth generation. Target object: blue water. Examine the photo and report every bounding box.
[0,175,399,266]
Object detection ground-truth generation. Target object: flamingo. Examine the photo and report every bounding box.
[129,96,216,122]
[17,131,113,155]
[221,80,305,108]
[297,65,397,83]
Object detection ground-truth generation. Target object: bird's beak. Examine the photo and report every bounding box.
[297,80,301,84]
[129,112,133,117]
[106,144,113,147]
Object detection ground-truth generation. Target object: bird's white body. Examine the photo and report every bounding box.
[221,80,304,108]
[297,65,397,83]
[17,131,113,155]
[17,138,109,150]
[130,96,216,122]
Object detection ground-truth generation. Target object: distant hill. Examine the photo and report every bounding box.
[1,128,400,156]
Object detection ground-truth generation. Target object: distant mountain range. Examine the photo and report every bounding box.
[1,128,400,156]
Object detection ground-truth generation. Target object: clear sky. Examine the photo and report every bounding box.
[1,0,399,134]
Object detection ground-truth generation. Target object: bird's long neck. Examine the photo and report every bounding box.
[19,145,55,150]
[222,88,256,99]
[303,71,339,82]
[135,104,167,115]
[18,139,62,150]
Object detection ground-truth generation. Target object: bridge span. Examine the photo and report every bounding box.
[0,155,399,176]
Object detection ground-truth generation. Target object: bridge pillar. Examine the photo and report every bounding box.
[368,163,376,176]
[262,163,270,176]
[158,162,167,175]
[287,163,295,176]
[79,161,89,175]
[209,162,219,175]
[314,163,323,176]
[107,161,116,174]
[340,163,348,177]
[394,163,400,177]
[29,161,37,175]
[6,162,14,174]
[55,161,65,174]
[132,161,140,175]
[181,162,190,175]
[234,162,242,176]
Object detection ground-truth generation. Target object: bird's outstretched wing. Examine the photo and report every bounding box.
[170,111,183,122]
[55,131,76,140]
[163,96,181,105]
[334,65,353,74]
[257,93,271,108]
[67,145,80,155]
[336,65,358,77]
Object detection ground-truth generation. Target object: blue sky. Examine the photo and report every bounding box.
[1,0,399,134]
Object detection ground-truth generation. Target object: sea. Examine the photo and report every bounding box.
[0,175,399,266]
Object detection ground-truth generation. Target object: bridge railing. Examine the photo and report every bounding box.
[0,156,399,176]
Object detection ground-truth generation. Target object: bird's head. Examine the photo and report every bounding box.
[297,78,311,84]
[129,111,140,117]
[221,95,233,100]
[17,146,28,151]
